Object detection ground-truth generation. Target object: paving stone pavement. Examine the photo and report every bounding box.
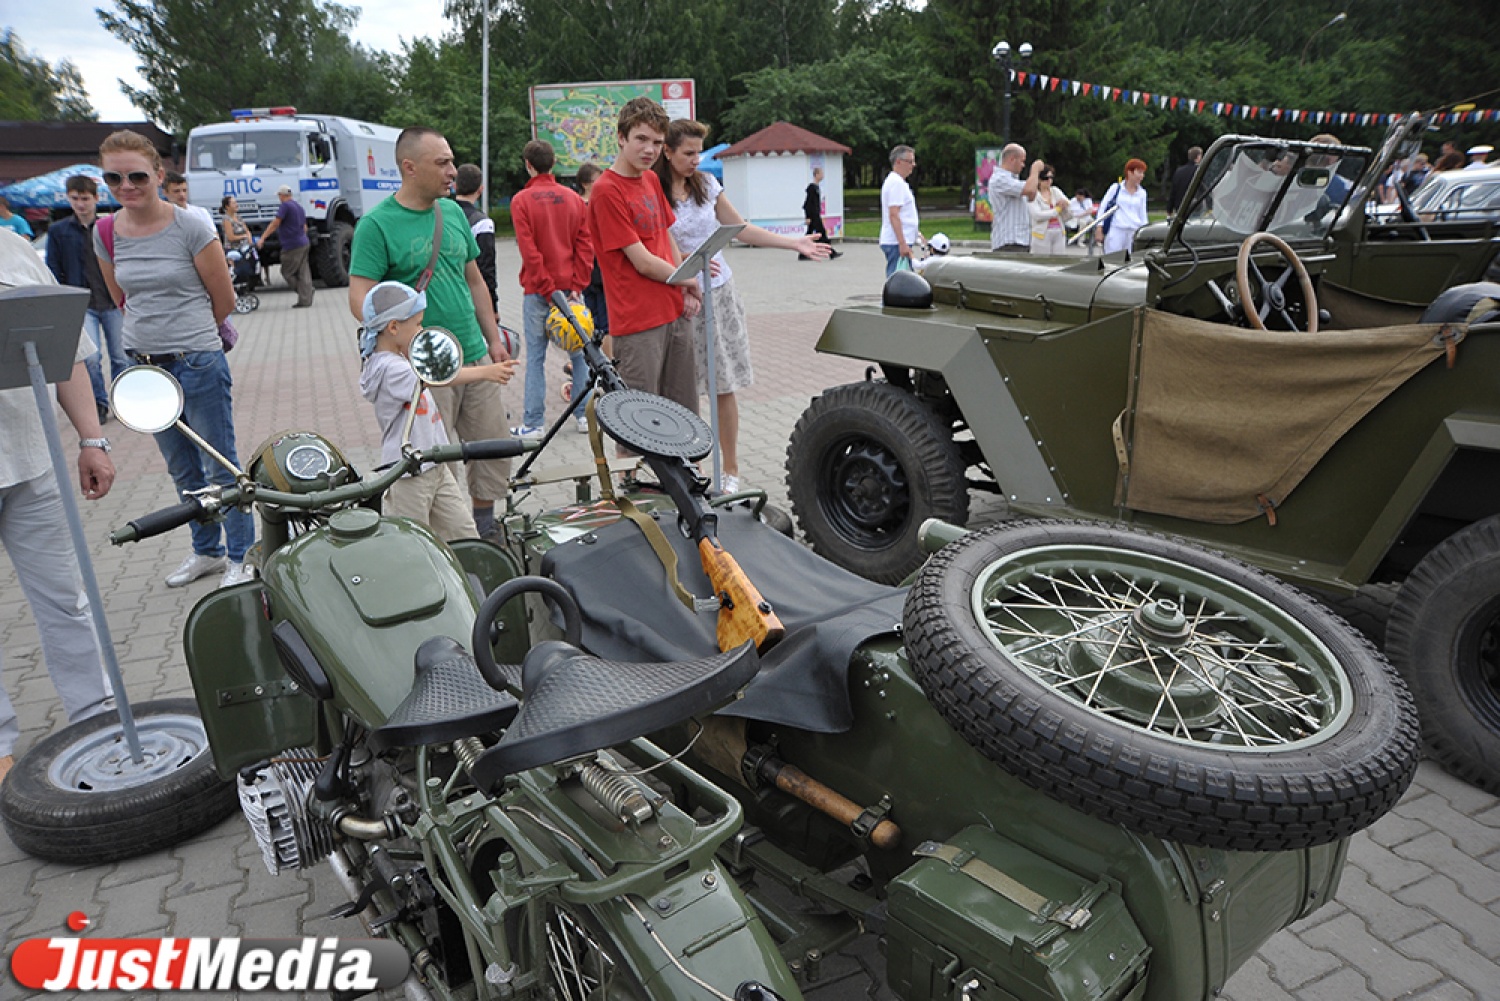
[1,241,1496,1000]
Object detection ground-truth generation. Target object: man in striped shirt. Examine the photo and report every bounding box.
[988,143,1041,253]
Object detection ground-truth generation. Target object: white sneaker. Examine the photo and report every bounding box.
[219,562,255,588]
[576,415,590,434]
[165,553,226,587]
[720,474,742,494]
[511,424,545,440]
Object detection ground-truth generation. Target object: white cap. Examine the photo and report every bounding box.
[1467,145,1494,157]
[277,184,293,195]
[929,232,951,254]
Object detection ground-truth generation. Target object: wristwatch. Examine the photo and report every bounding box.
[79,437,112,453]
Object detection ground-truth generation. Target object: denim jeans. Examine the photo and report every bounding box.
[0,474,114,757]
[82,308,126,410]
[148,350,254,562]
[521,293,589,429]
[881,243,903,277]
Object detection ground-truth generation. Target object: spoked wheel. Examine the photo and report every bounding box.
[234,293,259,313]
[0,698,237,863]
[904,522,1421,851]
[508,901,644,1001]
[787,381,967,584]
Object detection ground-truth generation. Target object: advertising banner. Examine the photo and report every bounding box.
[530,80,695,175]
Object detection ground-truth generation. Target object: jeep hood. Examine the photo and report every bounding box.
[921,253,1148,327]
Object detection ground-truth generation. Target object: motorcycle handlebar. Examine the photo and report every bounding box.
[112,497,211,545]
[111,439,540,544]
[452,439,532,462]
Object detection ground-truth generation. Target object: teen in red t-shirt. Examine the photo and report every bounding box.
[587,97,703,414]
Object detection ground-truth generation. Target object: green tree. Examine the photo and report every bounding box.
[0,29,96,120]
[98,0,395,133]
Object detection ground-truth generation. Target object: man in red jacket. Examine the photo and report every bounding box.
[512,140,595,437]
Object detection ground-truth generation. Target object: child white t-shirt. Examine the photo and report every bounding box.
[359,350,450,468]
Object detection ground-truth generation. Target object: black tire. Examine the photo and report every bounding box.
[1419,281,1500,325]
[313,220,354,288]
[1308,582,1398,645]
[0,698,237,863]
[786,381,968,584]
[1385,516,1500,794]
[903,522,1421,851]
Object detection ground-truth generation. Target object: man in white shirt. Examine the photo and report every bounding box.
[879,146,921,278]
[164,172,216,231]
[988,143,1041,252]
[0,229,117,785]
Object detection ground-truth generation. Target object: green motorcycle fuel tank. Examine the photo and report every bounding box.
[260,507,483,730]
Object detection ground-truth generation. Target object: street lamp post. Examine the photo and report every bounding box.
[481,0,490,215]
[992,40,1033,147]
[1299,12,1347,67]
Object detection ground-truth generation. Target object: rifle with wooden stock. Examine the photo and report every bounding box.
[550,291,784,654]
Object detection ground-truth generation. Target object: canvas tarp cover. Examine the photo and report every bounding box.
[1117,308,1453,523]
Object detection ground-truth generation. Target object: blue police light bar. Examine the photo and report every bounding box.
[230,107,298,120]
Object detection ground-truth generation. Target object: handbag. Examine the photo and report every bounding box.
[1099,182,1121,238]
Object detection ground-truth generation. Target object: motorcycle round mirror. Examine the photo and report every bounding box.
[110,366,185,434]
[408,327,463,386]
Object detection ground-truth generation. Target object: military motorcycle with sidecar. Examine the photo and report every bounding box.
[2,307,1420,1001]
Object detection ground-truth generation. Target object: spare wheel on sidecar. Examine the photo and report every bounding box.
[903,521,1421,851]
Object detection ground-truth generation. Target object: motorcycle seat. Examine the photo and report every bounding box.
[467,639,760,794]
[368,636,520,751]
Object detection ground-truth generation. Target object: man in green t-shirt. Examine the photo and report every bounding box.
[349,126,515,538]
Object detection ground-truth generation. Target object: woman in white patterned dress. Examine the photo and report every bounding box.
[653,119,831,493]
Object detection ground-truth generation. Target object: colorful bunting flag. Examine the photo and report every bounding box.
[994,67,1495,130]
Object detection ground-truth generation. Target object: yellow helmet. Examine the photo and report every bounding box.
[546,301,593,352]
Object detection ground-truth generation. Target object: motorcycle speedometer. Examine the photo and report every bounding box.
[286,443,333,481]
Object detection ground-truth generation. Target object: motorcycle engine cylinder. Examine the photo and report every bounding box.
[238,749,338,874]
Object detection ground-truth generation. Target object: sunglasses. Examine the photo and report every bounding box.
[102,170,153,187]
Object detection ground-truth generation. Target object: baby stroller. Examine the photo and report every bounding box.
[227,244,261,313]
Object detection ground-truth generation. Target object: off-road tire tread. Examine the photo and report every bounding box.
[313,220,354,288]
[1386,516,1500,794]
[0,698,237,863]
[904,521,1421,851]
[1309,582,1398,645]
[787,380,968,584]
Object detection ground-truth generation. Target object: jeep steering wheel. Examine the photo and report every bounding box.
[1236,231,1320,333]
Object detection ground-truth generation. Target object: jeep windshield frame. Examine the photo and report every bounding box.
[1159,135,1372,259]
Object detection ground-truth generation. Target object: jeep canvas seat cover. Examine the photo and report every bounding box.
[1116,308,1456,523]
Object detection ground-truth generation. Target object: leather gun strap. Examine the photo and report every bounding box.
[585,396,698,610]
[415,202,445,293]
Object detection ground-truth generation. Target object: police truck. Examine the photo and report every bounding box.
[186,107,401,287]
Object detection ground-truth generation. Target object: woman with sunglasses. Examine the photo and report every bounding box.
[94,130,253,590]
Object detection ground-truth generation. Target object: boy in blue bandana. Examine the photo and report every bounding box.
[358,281,515,540]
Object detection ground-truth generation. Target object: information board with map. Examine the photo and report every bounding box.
[530,79,695,175]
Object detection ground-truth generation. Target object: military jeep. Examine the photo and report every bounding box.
[786,116,1500,793]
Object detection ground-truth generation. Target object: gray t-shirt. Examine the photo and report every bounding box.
[359,349,450,469]
[94,206,220,354]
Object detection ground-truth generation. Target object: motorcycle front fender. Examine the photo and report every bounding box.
[183,582,319,780]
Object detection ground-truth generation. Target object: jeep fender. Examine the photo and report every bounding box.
[1347,414,1500,582]
[815,307,1062,502]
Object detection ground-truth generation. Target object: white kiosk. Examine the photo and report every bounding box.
[719,122,852,240]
